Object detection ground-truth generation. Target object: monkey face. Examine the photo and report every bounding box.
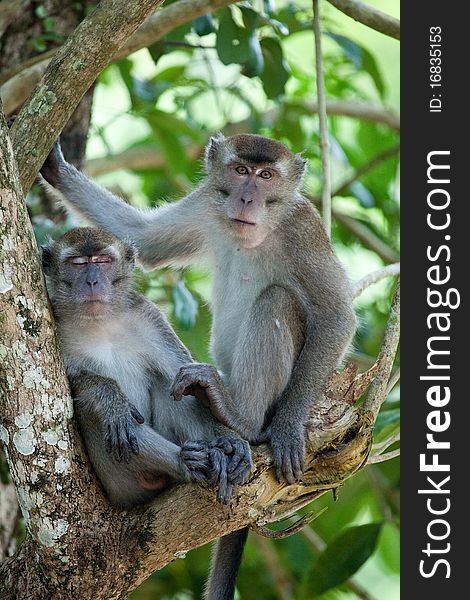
[205,134,307,249]
[42,227,135,319]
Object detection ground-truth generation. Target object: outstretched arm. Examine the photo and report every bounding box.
[40,141,209,268]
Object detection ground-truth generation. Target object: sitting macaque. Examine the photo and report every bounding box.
[42,227,252,509]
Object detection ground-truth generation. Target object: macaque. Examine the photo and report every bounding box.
[42,227,252,509]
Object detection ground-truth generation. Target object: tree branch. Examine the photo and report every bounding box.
[313,0,332,236]
[332,144,400,199]
[363,281,400,418]
[353,262,400,298]
[0,474,19,561]
[10,0,164,193]
[326,0,400,40]
[304,100,399,131]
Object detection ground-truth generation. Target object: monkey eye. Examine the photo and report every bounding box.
[69,256,88,265]
[91,255,113,264]
[259,170,273,179]
[235,165,249,175]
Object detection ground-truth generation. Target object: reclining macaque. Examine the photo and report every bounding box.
[42,227,252,509]
[41,134,356,600]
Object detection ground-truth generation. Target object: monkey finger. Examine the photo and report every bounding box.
[212,436,233,455]
[215,460,230,503]
[129,404,145,424]
[129,434,139,455]
[290,449,304,483]
[226,439,250,471]
[229,463,251,486]
[217,480,235,505]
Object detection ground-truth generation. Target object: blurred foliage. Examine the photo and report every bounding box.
[28,0,400,598]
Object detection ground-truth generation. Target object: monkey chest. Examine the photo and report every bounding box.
[72,340,152,418]
[211,260,268,374]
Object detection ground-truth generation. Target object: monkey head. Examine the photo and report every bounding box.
[42,227,136,319]
[204,133,307,249]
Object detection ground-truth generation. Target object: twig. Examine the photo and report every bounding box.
[253,508,327,539]
[332,211,399,263]
[311,144,400,205]
[363,281,400,418]
[353,263,400,298]
[368,448,400,464]
[334,144,399,198]
[313,0,332,237]
[306,100,400,131]
[372,430,400,455]
[326,0,400,40]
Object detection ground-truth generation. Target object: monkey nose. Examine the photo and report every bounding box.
[86,279,98,289]
[241,196,252,204]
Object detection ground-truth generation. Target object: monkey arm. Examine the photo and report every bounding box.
[69,370,146,463]
[40,141,209,268]
[70,370,212,483]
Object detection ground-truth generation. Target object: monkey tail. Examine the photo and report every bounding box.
[204,527,248,600]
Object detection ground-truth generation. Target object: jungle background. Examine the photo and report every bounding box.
[0,1,400,598]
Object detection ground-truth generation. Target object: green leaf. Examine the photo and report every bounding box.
[147,41,167,65]
[242,35,264,78]
[193,14,216,36]
[265,17,289,37]
[172,281,199,330]
[35,5,48,18]
[164,21,192,42]
[216,8,251,65]
[326,33,386,99]
[301,523,383,597]
[259,38,290,99]
[239,6,260,31]
[361,46,386,99]
[326,32,362,69]
[374,408,400,439]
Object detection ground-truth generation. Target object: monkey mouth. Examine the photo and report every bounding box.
[230,218,256,226]
[82,299,108,315]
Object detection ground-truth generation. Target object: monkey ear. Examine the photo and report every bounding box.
[204,132,225,172]
[293,153,308,182]
[41,244,54,275]
[123,240,137,267]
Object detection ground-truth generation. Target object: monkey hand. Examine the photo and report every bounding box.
[208,437,253,504]
[171,363,231,427]
[104,403,145,463]
[269,420,307,485]
[40,138,67,187]
[180,437,252,504]
[180,441,212,484]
